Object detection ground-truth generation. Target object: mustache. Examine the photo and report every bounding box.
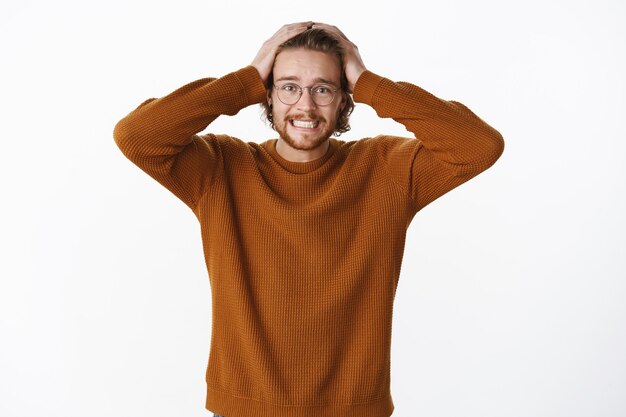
[284,113,326,123]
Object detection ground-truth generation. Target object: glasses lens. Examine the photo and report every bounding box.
[277,85,300,105]
[277,84,336,106]
[311,86,335,106]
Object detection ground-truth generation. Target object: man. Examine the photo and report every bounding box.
[114,22,504,417]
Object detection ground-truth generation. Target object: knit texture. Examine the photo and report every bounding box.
[114,65,504,417]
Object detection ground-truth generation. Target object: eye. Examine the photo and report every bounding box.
[281,84,298,92]
[313,86,331,94]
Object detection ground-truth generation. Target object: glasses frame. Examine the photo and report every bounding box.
[272,83,339,106]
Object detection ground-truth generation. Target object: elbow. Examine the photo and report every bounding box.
[113,98,156,157]
[477,127,505,173]
[460,127,504,177]
[113,117,130,153]
[449,100,505,171]
[487,127,505,166]
[112,117,126,147]
[113,116,141,160]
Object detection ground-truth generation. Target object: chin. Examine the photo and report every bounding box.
[276,124,333,151]
[285,135,328,151]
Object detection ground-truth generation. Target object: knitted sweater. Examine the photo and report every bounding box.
[113,65,504,417]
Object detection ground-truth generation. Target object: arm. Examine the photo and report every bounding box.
[315,22,504,212]
[113,66,266,210]
[114,22,313,211]
[354,71,505,211]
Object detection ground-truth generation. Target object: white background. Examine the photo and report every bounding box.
[1,0,624,416]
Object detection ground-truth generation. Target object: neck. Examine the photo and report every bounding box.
[275,138,330,162]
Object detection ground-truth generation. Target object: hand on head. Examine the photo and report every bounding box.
[251,22,313,83]
[308,23,367,93]
[251,22,367,93]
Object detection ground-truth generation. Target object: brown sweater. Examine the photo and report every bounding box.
[113,65,504,417]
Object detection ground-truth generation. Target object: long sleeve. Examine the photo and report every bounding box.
[353,70,504,212]
[113,65,267,210]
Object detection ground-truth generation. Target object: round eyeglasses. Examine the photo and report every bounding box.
[273,83,339,106]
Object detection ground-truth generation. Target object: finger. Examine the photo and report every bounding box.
[273,22,313,43]
[270,22,309,41]
[311,23,349,41]
[283,22,314,32]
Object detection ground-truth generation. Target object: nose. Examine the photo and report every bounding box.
[296,88,317,111]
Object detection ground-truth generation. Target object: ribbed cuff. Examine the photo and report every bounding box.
[234,65,268,106]
[352,70,385,106]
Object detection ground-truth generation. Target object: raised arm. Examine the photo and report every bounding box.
[355,72,504,211]
[113,66,266,210]
[317,23,504,212]
[114,22,316,211]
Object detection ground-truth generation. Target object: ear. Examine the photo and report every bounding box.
[340,92,348,112]
[266,89,273,106]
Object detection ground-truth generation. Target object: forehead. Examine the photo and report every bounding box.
[273,49,341,85]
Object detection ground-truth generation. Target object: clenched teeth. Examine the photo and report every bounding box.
[291,120,319,128]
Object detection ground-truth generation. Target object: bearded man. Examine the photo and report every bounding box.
[114,21,504,417]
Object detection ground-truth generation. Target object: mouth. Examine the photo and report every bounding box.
[289,119,320,129]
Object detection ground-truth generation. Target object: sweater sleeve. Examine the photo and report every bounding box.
[113,65,267,211]
[353,70,504,212]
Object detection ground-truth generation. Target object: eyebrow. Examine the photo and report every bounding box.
[274,76,339,87]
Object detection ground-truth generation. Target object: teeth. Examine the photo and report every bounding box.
[291,120,318,128]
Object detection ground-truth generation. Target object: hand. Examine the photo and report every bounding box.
[311,23,367,93]
[251,22,314,83]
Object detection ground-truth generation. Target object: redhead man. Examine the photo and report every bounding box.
[114,21,504,417]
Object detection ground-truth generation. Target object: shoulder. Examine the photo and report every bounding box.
[330,137,421,174]
[195,134,251,151]
[349,135,421,156]
[350,137,423,185]
[197,134,278,166]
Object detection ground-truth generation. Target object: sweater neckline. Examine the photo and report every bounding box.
[262,138,339,174]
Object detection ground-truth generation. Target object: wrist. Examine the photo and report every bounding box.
[236,66,268,105]
[352,70,384,105]
[350,68,366,92]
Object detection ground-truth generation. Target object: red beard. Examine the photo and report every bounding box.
[274,112,337,151]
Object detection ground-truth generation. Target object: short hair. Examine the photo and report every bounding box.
[261,28,355,136]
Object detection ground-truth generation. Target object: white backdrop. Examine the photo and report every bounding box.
[1,0,624,416]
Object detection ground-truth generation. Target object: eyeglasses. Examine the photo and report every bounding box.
[273,83,339,106]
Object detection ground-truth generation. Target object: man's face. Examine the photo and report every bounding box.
[269,48,345,151]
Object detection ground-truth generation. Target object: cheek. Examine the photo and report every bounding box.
[271,104,288,123]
